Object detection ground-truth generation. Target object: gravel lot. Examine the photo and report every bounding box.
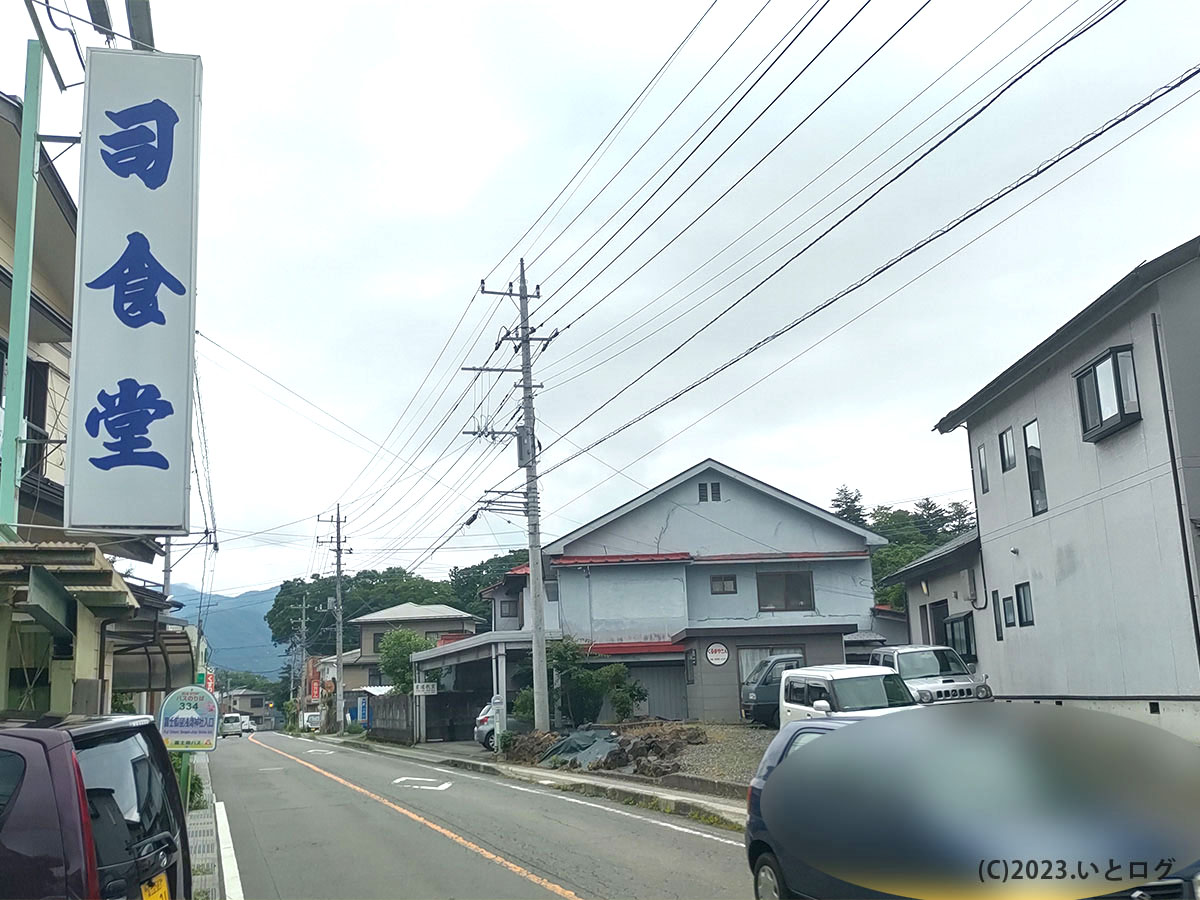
[677,723,775,785]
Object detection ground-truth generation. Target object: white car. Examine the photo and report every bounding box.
[219,712,243,738]
[241,719,257,733]
[869,645,994,704]
[779,664,924,725]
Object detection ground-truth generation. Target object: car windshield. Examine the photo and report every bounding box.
[898,649,970,679]
[742,659,771,685]
[831,674,916,711]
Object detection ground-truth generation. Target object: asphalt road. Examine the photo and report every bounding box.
[208,730,748,900]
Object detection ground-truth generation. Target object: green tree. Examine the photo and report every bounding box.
[377,628,434,693]
[830,485,868,528]
[448,549,528,628]
[945,500,976,535]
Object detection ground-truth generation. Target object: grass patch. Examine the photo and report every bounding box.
[687,809,742,832]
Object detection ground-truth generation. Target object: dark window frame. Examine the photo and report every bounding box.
[698,482,708,503]
[372,632,384,653]
[756,571,815,612]
[1073,345,1140,442]
[499,599,517,618]
[999,427,1017,472]
[1023,419,1048,516]
[992,590,1003,641]
[1003,596,1016,628]
[1016,582,1034,627]
[710,481,722,502]
[368,665,383,686]
[977,443,989,493]
[710,574,737,595]
[944,612,977,663]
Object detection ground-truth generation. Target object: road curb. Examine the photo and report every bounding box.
[310,734,743,832]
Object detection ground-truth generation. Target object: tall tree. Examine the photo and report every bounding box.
[830,485,868,528]
[377,629,434,693]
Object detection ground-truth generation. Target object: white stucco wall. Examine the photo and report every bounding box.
[964,275,1200,699]
[556,563,688,642]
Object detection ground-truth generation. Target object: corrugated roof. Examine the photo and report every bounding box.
[348,602,474,624]
[508,563,529,575]
[877,528,979,587]
[552,552,691,566]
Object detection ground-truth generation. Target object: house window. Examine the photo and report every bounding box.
[1074,346,1140,442]
[944,612,977,663]
[710,481,721,501]
[1023,420,1048,516]
[710,574,737,595]
[992,590,1003,641]
[250,697,264,708]
[977,444,989,494]
[698,482,708,502]
[425,631,443,641]
[756,572,814,612]
[500,599,517,617]
[373,632,385,653]
[1016,582,1034,627]
[999,428,1017,471]
[1003,596,1016,628]
[368,665,383,686]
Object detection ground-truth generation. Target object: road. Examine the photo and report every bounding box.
[208,730,748,899]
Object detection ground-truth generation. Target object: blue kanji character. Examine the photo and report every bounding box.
[99,98,179,189]
[1156,859,1176,879]
[1105,860,1121,882]
[84,378,174,470]
[86,232,185,328]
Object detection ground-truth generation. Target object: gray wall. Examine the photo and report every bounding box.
[683,633,845,723]
[963,271,1200,699]
[556,563,688,642]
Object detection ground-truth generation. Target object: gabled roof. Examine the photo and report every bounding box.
[877,528,980,587]
[543,459,886,554]
[348,602,474,625]
[936,234,1200,433]
[319,649,363,665]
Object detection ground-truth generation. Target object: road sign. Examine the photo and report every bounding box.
[413,682,438,696]
[357,695,367,723]
[158,685,218,751]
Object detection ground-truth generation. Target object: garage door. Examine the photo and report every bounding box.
[601,664,687,721]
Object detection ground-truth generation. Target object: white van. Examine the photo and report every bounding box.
[779,664,922,725]
[219,713,243,738]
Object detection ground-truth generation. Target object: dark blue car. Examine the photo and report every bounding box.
[745,721,1200,900]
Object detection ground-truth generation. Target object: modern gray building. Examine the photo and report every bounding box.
[933,234,1200,740]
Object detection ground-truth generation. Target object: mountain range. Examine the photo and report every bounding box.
[172,583,285,676]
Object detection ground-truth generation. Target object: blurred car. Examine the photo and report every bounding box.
[868,645,994,704]
[219,713,243,737]
[0,712,191,900]
[740,653,805,727]
[241,719,257,734]
[302,712,321,732]
[779,665,922,725]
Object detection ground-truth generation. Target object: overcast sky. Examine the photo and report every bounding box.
[4,0,1200,601]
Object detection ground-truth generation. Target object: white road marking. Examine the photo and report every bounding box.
[305,748,335,755]
[296,737,314,743]
[258,767,285,772]
[392,776,437,783]
[539,780,556,785]
[411,781,453,791]
[277,734,294,740]
[214,801,245,900]
[499,782,742,847]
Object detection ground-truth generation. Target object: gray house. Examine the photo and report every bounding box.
[346,602,477,687]
[933,234,1200,740]
[413,460,886,727]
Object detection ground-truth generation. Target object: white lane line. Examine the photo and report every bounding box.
[296,737,314,743]
[277,734,294,740]
[258,767,285,772]
[305,748,335,755]
[499,782,742,847]
[214,801,245,900]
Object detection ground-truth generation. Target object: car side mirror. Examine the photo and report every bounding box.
[813,699,831,716]
[968,663,977,675]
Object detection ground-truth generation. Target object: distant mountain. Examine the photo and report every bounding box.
[173,583,285,676]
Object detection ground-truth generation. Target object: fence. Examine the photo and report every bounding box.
[369,693,414,744]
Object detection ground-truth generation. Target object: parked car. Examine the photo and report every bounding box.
[779,665,922,725]
[0,712,191,900]
[474,704,534,751]
[241,719,257,733]
[868,644,994,704]
[302,712,321,732]
[219,713,243,738]
[740,653,805,727]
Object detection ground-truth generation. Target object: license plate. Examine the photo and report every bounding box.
[141,872,169,900]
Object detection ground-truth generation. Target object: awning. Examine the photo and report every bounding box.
[110,628,194,692]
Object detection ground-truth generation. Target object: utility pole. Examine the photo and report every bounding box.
[319,507,349,735]
[297,593,307,729]
[472,260,553,732]
[163,538,171,596]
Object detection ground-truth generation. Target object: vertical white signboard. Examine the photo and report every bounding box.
[66,49,201,533]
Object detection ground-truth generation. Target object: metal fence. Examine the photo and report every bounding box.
[369,693,414,744]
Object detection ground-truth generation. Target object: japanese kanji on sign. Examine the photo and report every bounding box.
[66,49,202,533]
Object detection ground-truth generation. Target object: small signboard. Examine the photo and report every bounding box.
[310,679,319,701]
[158,685,218,751]
[705,642,730,666]
[205,670,215,693]
[357,696,368,723]
[413,682,438,696]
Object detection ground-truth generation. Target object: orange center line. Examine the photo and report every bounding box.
[246,734,581,900]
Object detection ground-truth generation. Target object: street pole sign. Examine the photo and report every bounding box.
[158,685,218,751]
[413,682,438,696]
[65,48,202,534]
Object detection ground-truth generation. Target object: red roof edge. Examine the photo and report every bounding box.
[508,563,530,575]
[587,641,685,655]
[552,552,691,566]
[693,550,869,561]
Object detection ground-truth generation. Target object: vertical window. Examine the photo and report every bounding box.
[944,613,976,662]
[919,604,931,644]
[499,599,517,617]
[992,590,1003,641]
[1074,345,1141,441]
[1003,596,1016,628]
[710,481,721,501]
[698,482,708,503]
[710,574,737,595]
[1023,419,1048,516]
[1016,582,1034,627]
[977,444,989,493]
[999,428,1017,471]
[373,632,384,653]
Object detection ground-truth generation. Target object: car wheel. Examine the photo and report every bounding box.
[769,707,780,729]
[753,852,789,900]
[484,731,496,751]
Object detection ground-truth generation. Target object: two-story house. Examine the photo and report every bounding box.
[412,460,886,728]
[342,602,477,689]
[223,687,267,725]
[930,233,1200,740]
